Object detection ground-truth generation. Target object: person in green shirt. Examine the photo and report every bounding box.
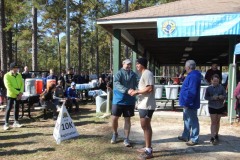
[3,62,24,131]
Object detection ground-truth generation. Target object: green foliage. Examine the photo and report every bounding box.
[2,0,177,74]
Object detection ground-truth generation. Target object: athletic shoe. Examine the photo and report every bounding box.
[137,150,153,159]
[111,133,118,144]
[3,123,10,131]
[178,136,188,142]
[57,106,61,112]
[137,147,153,153]
[210,137,215,144]
[123,138,131,147]
[186,140,198,146]
[12,121,23,128]
[214,135,219,141]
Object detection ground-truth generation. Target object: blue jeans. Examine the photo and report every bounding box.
[182,108,199,143]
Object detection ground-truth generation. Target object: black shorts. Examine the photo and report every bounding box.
[138,109,154,118]
[111,104,135,117]
[208,107,225,115]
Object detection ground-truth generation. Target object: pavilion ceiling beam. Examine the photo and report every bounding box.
[121,29,135,45]
[138,42,144,54]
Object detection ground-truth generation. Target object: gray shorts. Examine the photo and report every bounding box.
[138,109,154,118]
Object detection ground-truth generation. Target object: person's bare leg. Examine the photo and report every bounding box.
[112,115,119,134]
[140,118,152,148]
[210,114,217,137]
[216,114,222,135]
[124,117,131,139]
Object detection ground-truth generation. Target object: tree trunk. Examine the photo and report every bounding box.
[32,7,38,71]
[66,0,70,69]
[15,23,18,62]
[0,0,7,72]
[78,22,81,73]
[96,25,99,78]
[95,4,99,78]
[57,33,61,73]
[125,0,128,12]
[7,29,13,65]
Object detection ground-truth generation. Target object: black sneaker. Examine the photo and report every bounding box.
[210,137,217,145]
[178,136,188,142]
[214,135,219,141]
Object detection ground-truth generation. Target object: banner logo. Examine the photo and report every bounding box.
[162,20,176,35]
[63,112,68,118]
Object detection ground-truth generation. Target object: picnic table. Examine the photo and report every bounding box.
[20,92,40,118]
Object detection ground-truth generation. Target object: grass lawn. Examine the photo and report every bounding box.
[0,105,138,160]
[1,104,240,160]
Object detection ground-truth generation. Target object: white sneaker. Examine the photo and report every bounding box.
[12,121,23,128]
[57,106,61,112]
[3,124,10,130]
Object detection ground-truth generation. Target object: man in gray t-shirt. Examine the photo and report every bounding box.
[130,58,155,159]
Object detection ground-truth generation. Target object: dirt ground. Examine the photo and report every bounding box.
[128,112,240,160]
[0,104,240,160]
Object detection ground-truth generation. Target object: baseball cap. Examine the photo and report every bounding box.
[122,59,132,65]
[9,62,19,70]
[71,82,76,86]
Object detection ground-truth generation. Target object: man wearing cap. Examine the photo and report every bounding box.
[65,82,80,113]
[130,58,155,159]
[111,59,138,147]
[3,62,24,130]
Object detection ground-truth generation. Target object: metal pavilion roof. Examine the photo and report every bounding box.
[97,0,240,65]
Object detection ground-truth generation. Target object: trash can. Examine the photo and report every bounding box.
[164,85,180,99]
[154,85,163,99]
[25,78,36,95]
[96,93,107,113]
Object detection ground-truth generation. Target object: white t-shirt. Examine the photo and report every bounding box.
[136,69,156,110]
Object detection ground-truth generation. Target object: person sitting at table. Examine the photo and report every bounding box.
[53,80,65,110]
[65,68,74,90]
[65,82,80,113]
[77,71,86,100]
[98,77,107,92]
[40,83,58,120]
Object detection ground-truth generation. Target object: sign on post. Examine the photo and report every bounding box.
[53,104,79,144]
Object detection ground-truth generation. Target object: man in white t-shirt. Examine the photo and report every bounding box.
[130,58,156,159]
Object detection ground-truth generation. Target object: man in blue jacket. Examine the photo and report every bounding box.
[111,59,138,147]
[178,60,201,146]
[66,82,80,113]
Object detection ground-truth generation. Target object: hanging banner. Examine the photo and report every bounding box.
[157,13,240,38]
[234,43,240,55]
